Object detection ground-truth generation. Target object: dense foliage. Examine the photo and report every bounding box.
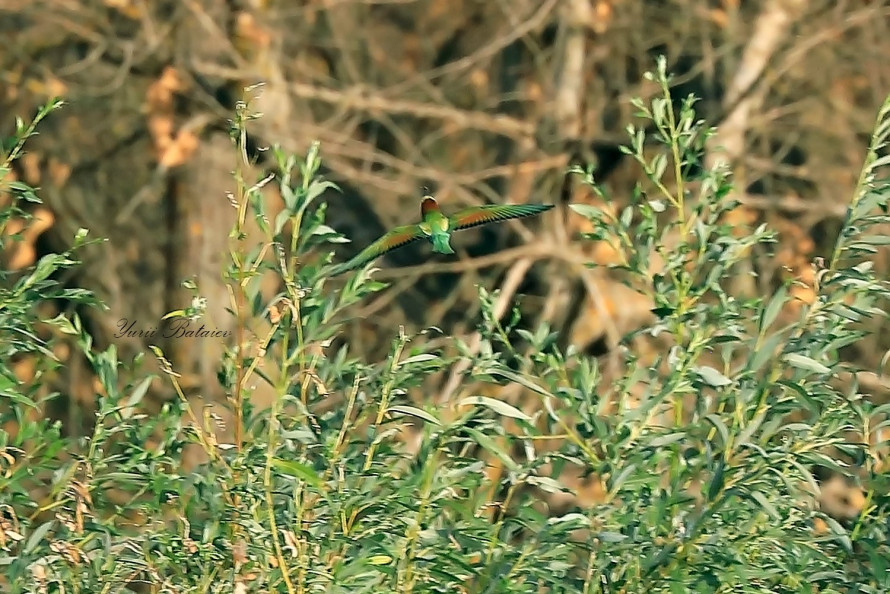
[1,61,889,593]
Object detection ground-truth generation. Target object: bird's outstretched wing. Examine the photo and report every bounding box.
[448,204,554,231]
[327,224,426,276]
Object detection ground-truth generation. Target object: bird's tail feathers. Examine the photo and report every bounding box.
[431,233,454,254]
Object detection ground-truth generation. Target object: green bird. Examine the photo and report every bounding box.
[327,195,553,276]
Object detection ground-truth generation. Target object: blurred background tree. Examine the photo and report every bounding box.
[1,0,888,520]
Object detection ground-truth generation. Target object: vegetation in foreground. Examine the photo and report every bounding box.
[1,60,889,593]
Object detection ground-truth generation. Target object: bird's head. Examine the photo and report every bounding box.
[420,195,440,217]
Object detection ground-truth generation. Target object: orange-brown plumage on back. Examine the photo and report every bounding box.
[327,195,553,276]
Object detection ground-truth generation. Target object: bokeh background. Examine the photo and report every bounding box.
[3,0,890,519]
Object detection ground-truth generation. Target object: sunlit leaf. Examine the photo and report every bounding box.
[387,405,441,426]
[458,395,532,421]
[784,353,831,375]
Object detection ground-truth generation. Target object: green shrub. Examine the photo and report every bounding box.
[1,59,888,593]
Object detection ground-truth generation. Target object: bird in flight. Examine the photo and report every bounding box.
[327,195,553,276]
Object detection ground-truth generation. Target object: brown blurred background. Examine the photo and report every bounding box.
[2,0,890,504]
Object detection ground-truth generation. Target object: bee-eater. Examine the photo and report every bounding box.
[327,196,553,276]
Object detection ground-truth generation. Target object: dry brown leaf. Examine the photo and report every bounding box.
[232,540,249,565]
[267,303,282,324]
[104,0,143,19]
[709,8,728,28]
[236,11,272,51]
[30,562,46,583]
[148,115,175,158]
[45,76,68,98]
[7,207,54,270]
[52,341,70,362]
[296,50,331,79]
[50,540,83,564]
[592,0,613,33]
[48,158,71,187]
[159,130,200,169]
[19,75,68,100]
[12,358,35,383]
[21,152,41,185]
[819,474,866,520]
[724,204,757,235]
[569,282,653,350]
[790,284,816,307]
[92,376,107,397]
[470,69,489,92]
[146,67,185,112]
[428,0,454,21]
[524,80,543,103]
[0,169,18,207]
[4,217,24,238]
[590,240,622,265]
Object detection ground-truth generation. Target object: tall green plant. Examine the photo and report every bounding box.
[547,57,890,591]
[2,62,889,593]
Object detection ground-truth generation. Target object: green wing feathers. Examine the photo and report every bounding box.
[328,202,553,276]
[449,204,553,231]
[327,224,425,276]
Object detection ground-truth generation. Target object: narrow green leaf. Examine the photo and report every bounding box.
[783,353,831,375]
[750,333,783,373]
[568,203,603,220]
[1,389,38,410]
[24,521,54,554]
[465,427,519,473]
[707,459,725,501]
[547,513,591,526]
[274,210,291,235]
[281,185,298,212]
[607,463,637,496]
[852,235,890,245]
[458,396,532,421]
[821,515,853,554]
[695,365,732,387]
[777,379,819,413]
[120,376,154,419]
[397,354,439,367]
[595,531,629,543]
[481,366,552,398]
[649,432,686,448]
[760,285,787,333]
[305,180,339,206]
[704,414,729,445]
[387,405,441,426]
[42,313,78,335]
[750,490,780,520]
[270,458,322,487]
[525,475,566,494]
[367,555,392,566]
